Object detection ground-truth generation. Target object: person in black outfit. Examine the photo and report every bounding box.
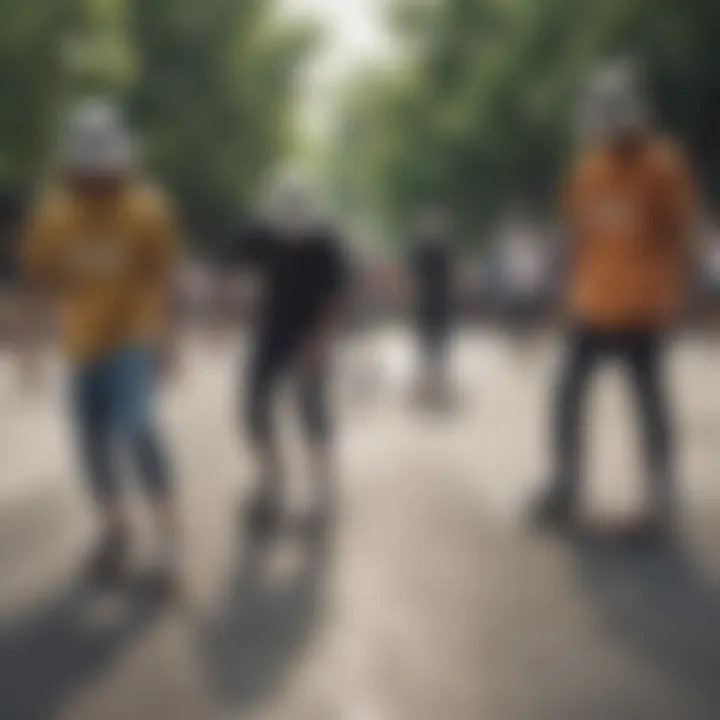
[224,175,349,536]
[409,209,456,402]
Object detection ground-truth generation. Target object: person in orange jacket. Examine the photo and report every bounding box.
[533,62,695,541]
[21,99,182,588]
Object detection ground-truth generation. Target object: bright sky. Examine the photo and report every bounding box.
[278,0,395,139]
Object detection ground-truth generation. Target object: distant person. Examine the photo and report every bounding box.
[21,99,182,589]
[409,208,456,404]
[533,62,694,541]
[223,171,349,537]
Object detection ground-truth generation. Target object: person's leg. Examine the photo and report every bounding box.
[244,334,287,532]
[109,347,177,572]
[534,327,602,526]
[296,361,335,526]
[623,331,674,530]
[72,359,128,582]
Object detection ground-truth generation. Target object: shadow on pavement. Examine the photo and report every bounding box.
[0,486,73,574]
[570,527,720,719]
[0,583,164,719]
[198,528,331,714]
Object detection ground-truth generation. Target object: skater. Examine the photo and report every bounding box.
[223,171,349,537]
[409,207,457,406]
[533,61,694,541]
[21,99,182,588]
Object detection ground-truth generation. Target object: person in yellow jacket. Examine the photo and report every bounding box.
[21,99,182,588]
[533,62,694,541]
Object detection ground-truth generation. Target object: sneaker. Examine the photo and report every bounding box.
[84,530,128,588]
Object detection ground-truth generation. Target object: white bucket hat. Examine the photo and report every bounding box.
[577,60,649,144]
[261,167,325,236]
[60,97,135,176]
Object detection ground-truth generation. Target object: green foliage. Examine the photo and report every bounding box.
[0,0,80,190]
[332,0,720,245]
[0,0,317,247]
[5,0,720,249]
[128,0,317,245]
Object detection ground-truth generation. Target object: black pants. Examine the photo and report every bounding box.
[553,326,673,514]
[245,331,331,448]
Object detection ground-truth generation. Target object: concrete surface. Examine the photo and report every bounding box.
[0,327,719,720]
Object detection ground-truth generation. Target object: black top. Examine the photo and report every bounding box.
[411,240,454,319]
[225,223,349,340]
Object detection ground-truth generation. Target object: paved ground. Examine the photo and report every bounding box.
[1,327,720,720]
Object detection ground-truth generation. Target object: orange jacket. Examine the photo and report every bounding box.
[563,136,693,329]
[22,182,181,362]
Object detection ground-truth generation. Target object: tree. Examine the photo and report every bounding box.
[0,0,81,191]
[0,0,317,251]
[128,0,317,246]
[331,0,720,244]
